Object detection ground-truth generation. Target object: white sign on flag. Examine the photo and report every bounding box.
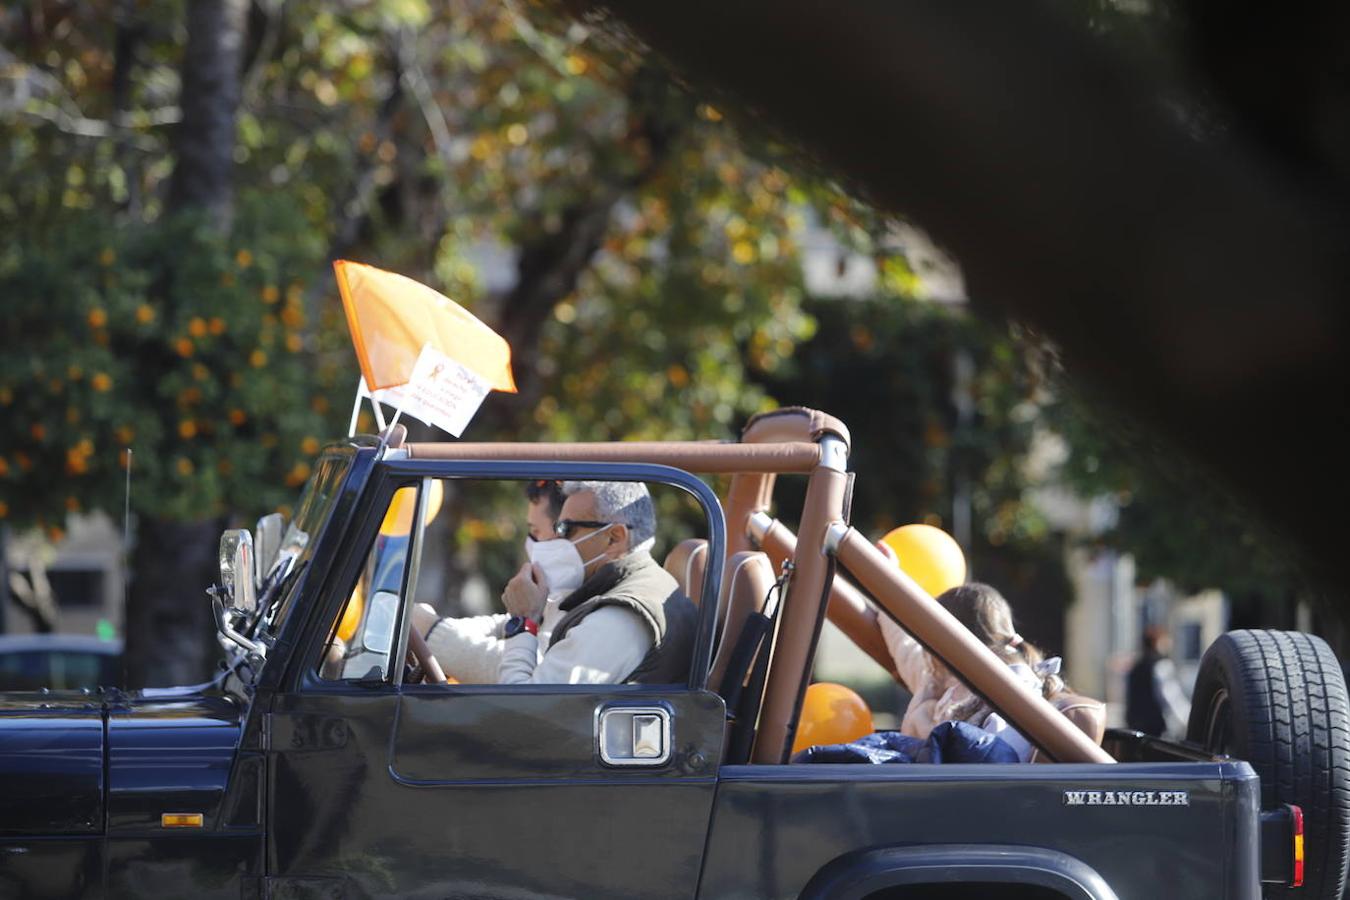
[370,343,492,437]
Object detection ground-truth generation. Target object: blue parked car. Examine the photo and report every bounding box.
[0,634,121,691]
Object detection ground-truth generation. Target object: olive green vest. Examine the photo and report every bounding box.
[548,550,698,684]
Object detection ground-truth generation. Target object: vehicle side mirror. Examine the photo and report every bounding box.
[218,529,258,613]
[254,513,285,584]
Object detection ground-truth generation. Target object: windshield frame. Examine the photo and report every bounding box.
[252,446,361,646]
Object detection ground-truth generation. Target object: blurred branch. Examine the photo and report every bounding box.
[1,50,175,152]
[505,0,589,80]
[494,64,684,409]
[241,0,288,108]
[396,28,457,175]
[330,52,405,258]
[112,0,149,214]
[0,102,165,151]
[6,549,58,634]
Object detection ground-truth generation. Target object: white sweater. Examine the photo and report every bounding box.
[413,594,650,685]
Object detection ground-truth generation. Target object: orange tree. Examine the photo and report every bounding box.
[0,0,352,677]
[0,198,340,532]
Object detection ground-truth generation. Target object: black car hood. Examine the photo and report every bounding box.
[106,693,247,832]
[0,693,106,835]
[0,690,248,836]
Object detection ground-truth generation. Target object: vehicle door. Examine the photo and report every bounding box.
[267,462,727,900]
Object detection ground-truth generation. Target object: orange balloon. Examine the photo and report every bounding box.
[336,582,364,642]
[380,480,444,536]
[792,682,874,754]
[879,523,966,598]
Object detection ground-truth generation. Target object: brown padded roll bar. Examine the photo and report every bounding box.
[742,406,852,447]
[408,440,821,474]
[752,516,898,680]
[832,526,1114,764]
[725,407,850,557]
[722,408,897,683]
[752,459,852,764]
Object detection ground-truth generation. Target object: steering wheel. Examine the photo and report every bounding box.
[407,626,447,684]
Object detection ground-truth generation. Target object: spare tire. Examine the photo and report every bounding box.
[1187,629,1350,899]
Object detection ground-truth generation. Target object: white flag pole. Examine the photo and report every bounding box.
[376,386,411,454]
[369,388,387,432]
[386,389,408,434]
[347,377,367,437]
[349,376,391,436]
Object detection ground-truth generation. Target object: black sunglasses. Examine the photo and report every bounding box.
[553,519,613,539]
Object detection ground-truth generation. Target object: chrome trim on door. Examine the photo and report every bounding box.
[597,705,672,767]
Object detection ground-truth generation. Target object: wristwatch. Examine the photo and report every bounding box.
[503,615,539,638]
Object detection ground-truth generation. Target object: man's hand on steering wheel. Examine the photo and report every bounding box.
[407,627,447,684]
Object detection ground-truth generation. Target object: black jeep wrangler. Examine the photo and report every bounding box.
[2,408,1344,899]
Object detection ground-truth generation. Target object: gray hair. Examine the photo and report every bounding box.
[561,480,656,553]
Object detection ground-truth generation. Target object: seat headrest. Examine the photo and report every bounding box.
[1030,691,1107,763]
[725,551,774,608]
[662,539,709,607]
[709,551,776,691]
[1052,692,1107,744]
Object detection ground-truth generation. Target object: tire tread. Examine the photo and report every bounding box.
[1187,629,1350,900]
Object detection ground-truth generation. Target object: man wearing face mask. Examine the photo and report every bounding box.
[410,480,567,684]
[493,480,697,684]
[413,480,697,685]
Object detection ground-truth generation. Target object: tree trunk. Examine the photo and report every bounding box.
[110,0,146,217]
[123,0,248,689]
[166,0,249,230]
[123,517,225,688]
[488,64,687,427]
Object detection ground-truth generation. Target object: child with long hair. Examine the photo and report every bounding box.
[881,582,1064,761]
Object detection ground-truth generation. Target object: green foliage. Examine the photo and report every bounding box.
[0,194,350,531]
[8,0,1320,670]
[760,296,1075,650]
[532,158,817,441]
[764,297,1050,548]
[1045,384,1309,598]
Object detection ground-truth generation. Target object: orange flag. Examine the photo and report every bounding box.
[334,259,517,394]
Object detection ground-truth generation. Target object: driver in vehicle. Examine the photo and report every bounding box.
[406,480,563,683]
[413,480,697,685]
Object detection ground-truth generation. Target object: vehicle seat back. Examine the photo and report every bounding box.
[1031,691,1107,762]
[709,551,775,693]
[663,539,709,610]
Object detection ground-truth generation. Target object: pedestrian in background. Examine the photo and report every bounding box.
[1126,625,1191,737]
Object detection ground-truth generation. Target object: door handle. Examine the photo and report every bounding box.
[597,705,671,767]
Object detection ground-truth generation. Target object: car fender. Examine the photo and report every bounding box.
[798,843,1119,900]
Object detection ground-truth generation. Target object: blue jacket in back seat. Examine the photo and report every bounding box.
[792,720,1020,765]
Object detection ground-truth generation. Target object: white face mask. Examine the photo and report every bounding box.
[524,530,609,596]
